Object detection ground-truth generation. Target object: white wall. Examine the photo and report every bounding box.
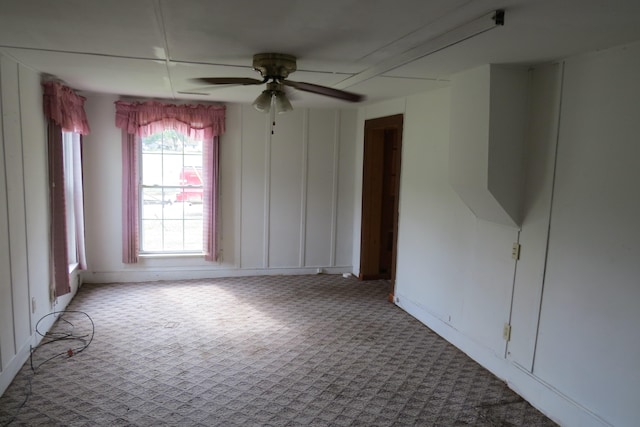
[81,95,357,282]
[508,63,562,371]
[532,43,640,427]
[374,40,640,427]
[448,64,529,228]
[4,38,640,426]
[0,54,81,395]
[392,85,519,357]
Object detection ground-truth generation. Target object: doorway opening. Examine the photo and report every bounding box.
[359,114,403,300]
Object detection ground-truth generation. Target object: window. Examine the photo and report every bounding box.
[43,81,89,297]
[116,100,224,263]
[62,131,79,265]
[139,129,205,253]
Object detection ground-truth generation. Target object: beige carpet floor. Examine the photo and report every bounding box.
[0,274,556,426]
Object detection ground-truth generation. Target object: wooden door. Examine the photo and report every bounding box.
[359,115,403,299]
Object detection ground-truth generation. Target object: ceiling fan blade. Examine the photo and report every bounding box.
[192,77,265,86]
[283,80,364,102]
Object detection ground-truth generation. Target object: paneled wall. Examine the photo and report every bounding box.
[3,39,640,426]
[240,107,355,270]
[375,41,640,427]
[532,44,640,427]
[82,98,357,283]
[0,54,80,395]
[0,54,41,392]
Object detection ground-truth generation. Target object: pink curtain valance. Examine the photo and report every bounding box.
[42,81,91,135]
[115,100,225,140]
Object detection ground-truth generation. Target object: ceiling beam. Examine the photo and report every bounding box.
[333,10,505,90]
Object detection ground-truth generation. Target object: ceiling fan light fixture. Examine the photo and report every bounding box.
[195,53,365,110]
[252,90,273,112]
[274,91,293,114]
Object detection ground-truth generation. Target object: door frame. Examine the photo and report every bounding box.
[359,114,403,301]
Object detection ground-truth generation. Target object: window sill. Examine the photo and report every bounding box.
[138,253,205,259]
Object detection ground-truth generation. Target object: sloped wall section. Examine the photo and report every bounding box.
[449,64,529,228]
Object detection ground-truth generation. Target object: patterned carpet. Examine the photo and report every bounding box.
[0,275,556,426]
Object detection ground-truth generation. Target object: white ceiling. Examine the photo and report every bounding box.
[1,0,639,108]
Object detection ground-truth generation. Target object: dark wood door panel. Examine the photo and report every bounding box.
[360,114,403,297]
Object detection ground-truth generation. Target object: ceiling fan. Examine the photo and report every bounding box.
[191,53,365,113]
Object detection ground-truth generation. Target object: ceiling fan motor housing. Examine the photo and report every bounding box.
[253,53,297,80]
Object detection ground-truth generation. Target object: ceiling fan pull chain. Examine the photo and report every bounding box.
[270,97,276,134]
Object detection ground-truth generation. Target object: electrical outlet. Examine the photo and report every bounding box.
[511,243,521,260]
[503,323,512,341]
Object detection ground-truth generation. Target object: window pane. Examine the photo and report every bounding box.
[141,137,161,153]
[141,188,173,218]
[141,153,162,185]
[176,189,203,204]
[184,220,203,251]
[185,138,202,154]
[185,201,203,218]
[139,129,205,254]
[163,201,185,220]
[184,153,202,168]
[62,132,77,264]
[176,164,203,203]
[141,201,161,220]
[141,219,163,251]
[162,153,183,186]
[162,130,184,153]
[162,220,185,251]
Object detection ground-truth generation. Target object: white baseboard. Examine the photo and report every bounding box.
[82,266,353,284]
[395,292,612,427]
[0,275,80,397]
[0,339,33,397]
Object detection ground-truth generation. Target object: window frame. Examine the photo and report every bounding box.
[137,129,206,255]
[62,131,78,265]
